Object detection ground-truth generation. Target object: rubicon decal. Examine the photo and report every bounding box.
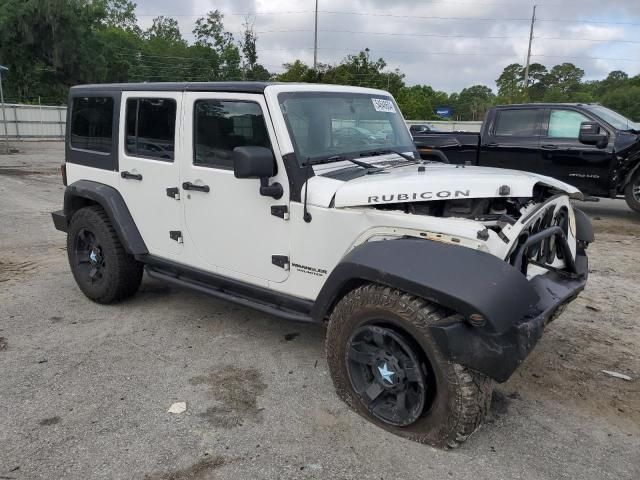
[367,190,471,204]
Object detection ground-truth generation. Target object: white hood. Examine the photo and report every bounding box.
[305,160,582,208]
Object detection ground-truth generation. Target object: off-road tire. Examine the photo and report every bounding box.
[326,284,492,448]
[67,205,143,303]
[624,172,640,213]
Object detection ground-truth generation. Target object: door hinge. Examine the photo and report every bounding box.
[271,205,289,220]
[166,187,180,200]
[272,255,290,270]
[169,231,183,243]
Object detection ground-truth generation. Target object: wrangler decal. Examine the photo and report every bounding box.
[367,190,470,204]
[292,263,328,277]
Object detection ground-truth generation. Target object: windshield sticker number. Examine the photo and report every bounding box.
[372,98,396,113]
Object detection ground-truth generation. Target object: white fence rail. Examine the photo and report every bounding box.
[1,103,66,139]
[0,103,483,140]
[405,120,483,132]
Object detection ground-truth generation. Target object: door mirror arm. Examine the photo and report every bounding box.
[259,178,283,199]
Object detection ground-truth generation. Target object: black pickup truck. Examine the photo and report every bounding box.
[412,103,640,212]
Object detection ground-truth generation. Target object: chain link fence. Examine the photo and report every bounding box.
[0,104,483,141]
[0,103,66,139]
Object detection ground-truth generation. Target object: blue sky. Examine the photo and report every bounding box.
[133,0,640,92]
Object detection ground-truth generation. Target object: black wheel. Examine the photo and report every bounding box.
[624,172,640,213]
[326,284,492,448]
[67,205,143,304]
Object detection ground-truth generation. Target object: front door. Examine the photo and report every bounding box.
[181,92,290,284]
[538,108,612,195]
[118,92,183,257]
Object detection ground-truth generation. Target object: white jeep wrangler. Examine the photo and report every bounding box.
[52,82,593,447]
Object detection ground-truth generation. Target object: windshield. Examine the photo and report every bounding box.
[277,91,416,164]
[583,105,640,131]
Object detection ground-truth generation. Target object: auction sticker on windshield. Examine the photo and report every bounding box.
[372,98,396,113]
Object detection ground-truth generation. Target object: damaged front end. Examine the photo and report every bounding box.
[336,181,593,382]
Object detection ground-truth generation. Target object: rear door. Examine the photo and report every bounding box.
[479,107,543,171]
[118,92,183,257]
[180,92,290,284]
[538,107,612,194]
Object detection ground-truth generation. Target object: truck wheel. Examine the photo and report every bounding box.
[67,205,143,304]
[326,284,492,448]
[624,173,640,213]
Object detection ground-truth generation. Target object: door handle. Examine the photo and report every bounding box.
[182,181,210,193]
[121,171,143,180]
[485,142,500,148]
[541,144,558,150]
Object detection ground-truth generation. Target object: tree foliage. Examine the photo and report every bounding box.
[0,2,638,122]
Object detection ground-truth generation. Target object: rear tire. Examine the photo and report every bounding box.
[624,172,640,213]
[326,284,492,448]
[67,205,143,304]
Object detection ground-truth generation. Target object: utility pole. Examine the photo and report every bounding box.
[0,65,9,155]
[313,0,319,70]
[523,5,537,98]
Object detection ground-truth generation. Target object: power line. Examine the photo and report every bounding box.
[109,43,640,65]
[135,10,640,27]
[170,29,640,45]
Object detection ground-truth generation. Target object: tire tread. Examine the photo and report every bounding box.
[67,205,143,303]
[326,283,492,448]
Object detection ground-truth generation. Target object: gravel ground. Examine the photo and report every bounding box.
[1,141,639,480]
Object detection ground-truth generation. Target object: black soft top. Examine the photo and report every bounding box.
[70,81,284,95]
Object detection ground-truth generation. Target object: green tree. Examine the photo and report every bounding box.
[239,19,270,81]
[496,63,525,103]
[192,10,241,80]
[395,85,435,120]
[601,86,640,121]
[455,85,495,120]
[145,16,184,45]
[0,0,106,102]
[101,0,139,34]
[321,49,405,95]
[276,60,319,82]
[544,63,584,96]
[526,63,548,102]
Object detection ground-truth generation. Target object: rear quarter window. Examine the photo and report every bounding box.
[494,109,540,137]
[70,97,114,153]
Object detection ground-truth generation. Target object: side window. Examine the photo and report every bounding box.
[494,109,540,137]
[125,98,176,160]
[70,96,114,153]
[548,110,590,139]
[194,100,271,169]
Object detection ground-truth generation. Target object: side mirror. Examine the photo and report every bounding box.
[232,146,283,199]
[579,121,608,148]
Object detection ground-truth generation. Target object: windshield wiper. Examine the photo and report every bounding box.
[303,155,384,173]
[359,149,418,162]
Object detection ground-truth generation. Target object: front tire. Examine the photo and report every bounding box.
[624,172,640,213]
[67,205,143,304]
[326,284,492,448]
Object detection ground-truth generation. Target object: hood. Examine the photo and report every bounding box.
[305,161,582,208]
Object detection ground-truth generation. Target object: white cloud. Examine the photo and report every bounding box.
[133,0,640,92]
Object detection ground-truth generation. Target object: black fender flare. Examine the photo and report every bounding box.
[63,180,148,255]
[573,208,595,244]
[312,238,539,335]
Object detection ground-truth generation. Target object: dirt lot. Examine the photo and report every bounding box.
[1,142,639,479]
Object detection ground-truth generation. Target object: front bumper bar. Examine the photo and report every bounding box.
[429,250,588,382]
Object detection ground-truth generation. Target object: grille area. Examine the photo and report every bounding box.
[509,205,573,274]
